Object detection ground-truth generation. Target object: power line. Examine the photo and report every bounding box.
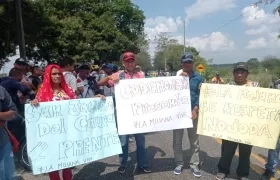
[212,6,256,32]
[188,2,279,48]
[211,2,269,32]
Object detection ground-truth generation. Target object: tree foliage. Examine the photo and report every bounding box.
[153,32,211,74]
[0,0,145,64]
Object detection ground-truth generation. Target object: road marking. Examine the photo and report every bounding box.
[214,138,280,177]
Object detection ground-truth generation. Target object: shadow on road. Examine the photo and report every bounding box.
[74,145,262,180]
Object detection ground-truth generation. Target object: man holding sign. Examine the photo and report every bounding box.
[216,62,258,180]
[111,52,151,174]
[173,52,204,177]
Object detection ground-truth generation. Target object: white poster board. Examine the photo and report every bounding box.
[115,76,193,135]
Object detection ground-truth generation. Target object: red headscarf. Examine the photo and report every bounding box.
[35,64,76,102]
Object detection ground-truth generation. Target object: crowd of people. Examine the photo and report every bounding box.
[0,51,279,180]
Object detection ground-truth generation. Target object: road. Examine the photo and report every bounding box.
[18,131,280,180]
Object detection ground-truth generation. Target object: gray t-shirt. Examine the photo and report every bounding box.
[0,86,17,147]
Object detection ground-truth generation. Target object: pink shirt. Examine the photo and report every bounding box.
[113,71,144,79]
[109,71,144,87]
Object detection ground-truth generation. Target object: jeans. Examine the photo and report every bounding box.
[265,138,280,174]
[0,142,17,180]
[173,119,200,168]
[119,134,148,168]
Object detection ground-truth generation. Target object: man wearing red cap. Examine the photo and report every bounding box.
[98,52,151,174]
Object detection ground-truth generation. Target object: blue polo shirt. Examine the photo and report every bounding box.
[176,70,204,109]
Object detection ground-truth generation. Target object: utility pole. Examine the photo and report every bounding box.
[15,0,26,60]
[183,20,186,53]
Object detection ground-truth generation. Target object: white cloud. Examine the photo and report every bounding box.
[144,16,183,57]
[242,5,280,27]
[246,35,280,49]
[145,16,182,36]
[185,0,236,19]
[246,37,267,49]
[175,32,235,52]
[144,14,235,58]
[245,25,270,35]
[242,5,280,54]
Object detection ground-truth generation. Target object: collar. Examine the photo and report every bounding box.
[183,70,196,78]
[190,70,197,78]
[123,69,138,75]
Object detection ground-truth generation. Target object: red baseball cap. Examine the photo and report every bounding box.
[122,52,135,61]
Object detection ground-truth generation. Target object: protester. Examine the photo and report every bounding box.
[28,66,44,100]
[99,63,116,97]
[173,52,204,177]
[1,68,30,113]
[216,62,258,180]
[59,56,83,95]
[30,64,104,180]
[211,72,224,84]
[13,58,27,71]
[77,65,100,98]
[0,86,17,180]
[260,138,280,180]
[104,52,151,174]
[135,65,144,76]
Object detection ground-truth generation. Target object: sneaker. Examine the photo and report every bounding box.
[216,173,227,180]
[174,165,183,175]
[139,166,152,173]
[260,170,275,180]
[190,167,202,178]
[238,177,249,180]
[118,166,126,174]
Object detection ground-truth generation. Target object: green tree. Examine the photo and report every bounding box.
[247,58,260,73]
[153,32,210,74]
[0,0,145,64]
[261,56,280,70]
[135,50,152,70]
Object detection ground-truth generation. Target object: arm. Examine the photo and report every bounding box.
[98,74,118,87]
[76,78,84,94]
[0,87,16,121]
[98,76,111,86]
[68,76,78,92]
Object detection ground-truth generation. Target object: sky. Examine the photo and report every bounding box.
[132,0,280,64]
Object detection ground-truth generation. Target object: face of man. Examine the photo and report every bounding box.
[79,70,90,80]
[66,64,75,72]
[123,59,136,72]
[182,61,194,72]
[104,67,113,75]
[34,67,44,76]
[233,69,248,85]
[14,63,26,70]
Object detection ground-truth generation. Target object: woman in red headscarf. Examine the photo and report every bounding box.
[31,64,104,180]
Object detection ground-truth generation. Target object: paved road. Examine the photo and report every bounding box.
[18,131,279,180]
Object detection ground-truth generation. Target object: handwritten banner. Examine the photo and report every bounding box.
[115,76,193,135]
[197,84,280,149]
[25,97,122,175]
